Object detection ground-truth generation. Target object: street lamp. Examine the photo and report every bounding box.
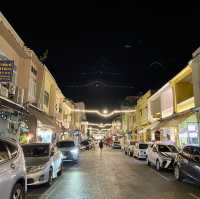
[103,109,108,114]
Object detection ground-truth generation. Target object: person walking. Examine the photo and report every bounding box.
[99,140,104,154]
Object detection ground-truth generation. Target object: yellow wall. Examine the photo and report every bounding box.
[175,82,193,104]
[136,90,151,127]
[170,65,194,113]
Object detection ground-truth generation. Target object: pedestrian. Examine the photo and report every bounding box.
[99,140,103,154]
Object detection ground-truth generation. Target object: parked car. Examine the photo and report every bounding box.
[174,145,200,183]
[147,143,178,171]
[133,143,148,159]
[80,140,90,150]
[22,143,63,186]
[0,136,26,199]
[112,141,121,149]
[57,140,79,162]
[125,141,136,156]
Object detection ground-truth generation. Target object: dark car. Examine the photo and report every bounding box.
[80,140,90,151]
[174,145,200,183]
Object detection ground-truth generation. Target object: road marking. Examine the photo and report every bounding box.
[188,193,200,199]
[151,169,170,182]
[38,176,64,199]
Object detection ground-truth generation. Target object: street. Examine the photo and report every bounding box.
[27,148,200,199]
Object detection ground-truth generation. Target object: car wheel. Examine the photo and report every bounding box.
[125,150,127,155]
[58,162,63,176]
[174,165,182,181]
[130,152,133,157]
[10,183,25,199]
[47,169,53,186]
[156,160,161,171]
[147,157,151,166]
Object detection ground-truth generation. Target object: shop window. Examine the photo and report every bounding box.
[44,91,49,106]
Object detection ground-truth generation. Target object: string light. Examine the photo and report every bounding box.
[82,122,112,128]
[74,109,135,117]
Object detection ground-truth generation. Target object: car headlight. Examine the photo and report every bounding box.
[71,148,79,154]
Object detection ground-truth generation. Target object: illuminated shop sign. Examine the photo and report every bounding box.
[0,60,14,82]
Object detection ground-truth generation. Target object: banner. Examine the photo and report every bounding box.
[0,60,14,82]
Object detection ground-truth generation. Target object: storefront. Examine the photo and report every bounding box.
[0,96,30,141]
[28,104,61,144]
[179,114,199,147]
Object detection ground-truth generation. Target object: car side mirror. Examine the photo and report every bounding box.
[152,148,157,152]
[50,150,55,156]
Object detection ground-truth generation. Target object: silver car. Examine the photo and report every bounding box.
[0,136,26,199]
[22,143,63,186]
[57,140,79,162]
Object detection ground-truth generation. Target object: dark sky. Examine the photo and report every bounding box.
[1,2,200,122]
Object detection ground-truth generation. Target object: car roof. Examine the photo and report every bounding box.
[58,140,74,142]
[184,144,200,148]
[0,135,18,142]
[22,143,50,146]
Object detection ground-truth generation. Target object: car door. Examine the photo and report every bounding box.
[52,147,61,174]
[179,146,192,176]
[188,147,200,182]
[0,140,15,199]
[135,144,139,157]
[151,145,158,165]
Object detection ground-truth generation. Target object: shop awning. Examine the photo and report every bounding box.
[28,104,60,130]
[0,96,28,114]
[152,110,194,130]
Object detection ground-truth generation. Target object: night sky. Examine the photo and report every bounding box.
[1,3,200,122]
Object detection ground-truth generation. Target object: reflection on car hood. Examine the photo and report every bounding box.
[25,157,49,166]
[160,152,177,159]
[59,146,76,152]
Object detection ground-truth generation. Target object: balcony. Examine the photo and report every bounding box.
[177,97,194,113]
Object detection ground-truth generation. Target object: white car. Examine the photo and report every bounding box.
[0,136,26,199]
[125,141,136,156]
[147,143,178,171]
[22,143,63,186]
[133,143,148,159]
[57,140,79,162]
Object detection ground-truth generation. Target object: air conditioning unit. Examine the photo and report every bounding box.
[8,83,16,99]
[0,84,8,98]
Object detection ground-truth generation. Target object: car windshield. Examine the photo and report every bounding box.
[139,144,148,149]
[158,145,177,153]
[114,142,120,144]
[168,145,178,153]
[22,145,49,157]
[193,147,200,156]
[81,140,89,145]
[57,141,75,148]
[158,145,171,152]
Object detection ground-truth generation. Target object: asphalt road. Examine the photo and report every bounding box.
[27,148,200,199]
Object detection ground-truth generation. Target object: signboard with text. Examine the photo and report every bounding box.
[0,60,14,82]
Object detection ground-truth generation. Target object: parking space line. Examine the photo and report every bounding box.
[151,169,170,182]
[38,177,63,199]
[188,193,200,199]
